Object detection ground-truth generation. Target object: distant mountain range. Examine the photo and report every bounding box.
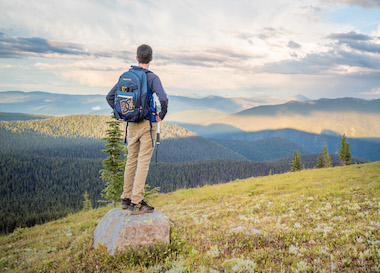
[196,97,380,138]
[0,91,308,117]
[1,92,379,161]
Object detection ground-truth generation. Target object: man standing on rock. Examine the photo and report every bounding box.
[106,44,168,214]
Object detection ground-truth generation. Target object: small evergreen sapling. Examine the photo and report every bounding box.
[339,134,352,165]
[322,145,332,168]
[291,150,302,172]
[316,152,324,168]
[99,117,160,204]
[82,191,92,211]
[100,118,125,204]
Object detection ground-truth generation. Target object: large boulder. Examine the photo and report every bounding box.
[93,208,170,255]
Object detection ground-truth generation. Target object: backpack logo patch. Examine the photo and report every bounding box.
[120,98,134,115]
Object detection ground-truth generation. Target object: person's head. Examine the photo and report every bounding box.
[136,44,153,64]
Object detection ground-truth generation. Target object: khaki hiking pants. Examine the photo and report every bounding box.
[121,120,157,204]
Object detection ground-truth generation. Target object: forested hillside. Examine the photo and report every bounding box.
[0,115,196,139]
[0,113,370,234]
[0,117,245,163]
[183,126,380,161]
[0,152,104,234]
[0,148,366,234]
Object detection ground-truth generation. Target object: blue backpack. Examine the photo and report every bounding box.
[113,67,151,122]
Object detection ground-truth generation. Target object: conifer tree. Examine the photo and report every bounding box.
[339,134,352,165]
[82,191,92,211]
[291,150,301,172]
[322,145,332,167]
[100,118,125,203]
[316,152,324,168]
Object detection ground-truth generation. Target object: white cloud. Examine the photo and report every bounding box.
[91,106,102,111]
[321,0,380,8]
[362,87,380,96]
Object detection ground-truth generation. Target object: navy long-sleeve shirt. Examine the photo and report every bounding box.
[106,66,168,120]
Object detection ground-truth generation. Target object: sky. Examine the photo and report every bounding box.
[0,0,380,100]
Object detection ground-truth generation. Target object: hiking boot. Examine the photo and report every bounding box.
[121,198,133,210]
[131,200,154,215]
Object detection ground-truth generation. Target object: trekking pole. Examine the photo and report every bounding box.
[154,98,160,167]
[155,121,160,167]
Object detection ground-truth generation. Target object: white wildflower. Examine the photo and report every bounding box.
[331,262,338,271]
[289,244,299,255]
[356,237,364,243]
[371,264,380,272]
[223,258,257,273]
[318,246,329,255]
[359,249,372,259]
[207,245,220,258]
[294,261,309,273]
[347,203,361,210]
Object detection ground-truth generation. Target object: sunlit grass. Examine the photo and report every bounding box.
[1,162,379,272]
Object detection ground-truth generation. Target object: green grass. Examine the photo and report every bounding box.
[1,162,379,272]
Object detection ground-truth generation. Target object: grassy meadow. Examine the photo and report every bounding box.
[0,162,379,272]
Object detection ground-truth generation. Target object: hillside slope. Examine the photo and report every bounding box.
[0,162,378,272]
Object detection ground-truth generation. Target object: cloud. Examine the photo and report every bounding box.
[258,29,380,75]
[288,41,302,49]
[328,31,380,54]
[0,32,134,60]
[155,47,261,69]
[0,32,90,58]
[362,87,380,95]
[342,40,380,54]
[259,48,380,75]
[322,0,380,8]
[328,31,373,41]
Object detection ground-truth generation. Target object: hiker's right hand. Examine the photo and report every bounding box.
[154,112,162,122]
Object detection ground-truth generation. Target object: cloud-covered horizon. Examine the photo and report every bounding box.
[0,0,379,99]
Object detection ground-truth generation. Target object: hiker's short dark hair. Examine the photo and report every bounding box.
[137,44,152,64]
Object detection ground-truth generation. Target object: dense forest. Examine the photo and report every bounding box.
[0,152,104,234]
[0,150,365,234]
[0,113,369,234]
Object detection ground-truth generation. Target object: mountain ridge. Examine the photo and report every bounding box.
[0,90,323,116]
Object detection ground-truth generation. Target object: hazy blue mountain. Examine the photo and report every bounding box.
[236,97,380,116]
[212,137,312,161]
[0,91,310,116]
[208,129,380,162]
[0,91,110,115]
[0,112,50,121]
[206,97,380,138]
[174,122,245,137]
